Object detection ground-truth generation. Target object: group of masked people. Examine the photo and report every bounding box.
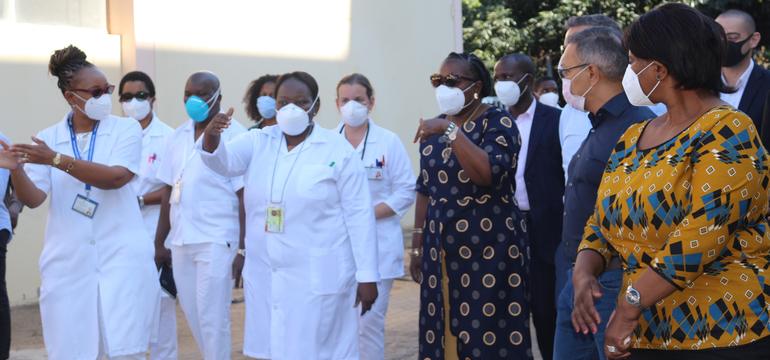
[0,44,416,358]
[417,3,770,360]
[2,3,770,360]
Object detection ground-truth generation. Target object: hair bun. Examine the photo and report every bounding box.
[48,45,88,78]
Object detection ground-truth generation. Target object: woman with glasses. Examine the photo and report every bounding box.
[0,45,158,359]
[411,52,531,359]
[118,71,177,359]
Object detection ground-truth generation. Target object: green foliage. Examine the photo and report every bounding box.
[462,0,770,76]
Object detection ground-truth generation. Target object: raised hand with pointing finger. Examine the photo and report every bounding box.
[203,107,233,152]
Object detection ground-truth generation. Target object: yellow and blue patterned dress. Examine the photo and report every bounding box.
[579,106,770,350]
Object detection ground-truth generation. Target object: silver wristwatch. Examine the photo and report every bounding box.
[625,284,642,308]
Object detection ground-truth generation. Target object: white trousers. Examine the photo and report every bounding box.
[358,279,394,360]
[172,243,235,360]
[150,291,178,360]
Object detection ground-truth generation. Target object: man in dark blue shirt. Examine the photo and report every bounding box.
[552,26,656,360]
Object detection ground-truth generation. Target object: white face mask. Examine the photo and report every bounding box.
[539,92,560,108]
[435,83,475,116]
[562,66,592,112]
[276,96,318,136]
[73,92,112,121]
[622,62,660,107]
[494,74,530,107]
[340,100,369,127]
[122,98,152,121]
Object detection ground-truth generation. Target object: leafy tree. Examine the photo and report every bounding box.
[462,0,770,77]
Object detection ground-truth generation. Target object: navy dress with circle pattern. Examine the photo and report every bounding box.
[416,107,532,359]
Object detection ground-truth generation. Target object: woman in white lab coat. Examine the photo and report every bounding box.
[200,71,379,360]
[334,73,416,360]
[0,46,157,359]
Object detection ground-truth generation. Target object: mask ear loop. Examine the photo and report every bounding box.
[645,64,662,99]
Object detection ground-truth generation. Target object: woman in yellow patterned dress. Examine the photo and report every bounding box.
[572,4,770,360]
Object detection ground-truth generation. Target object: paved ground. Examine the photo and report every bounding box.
[8,256,542,359]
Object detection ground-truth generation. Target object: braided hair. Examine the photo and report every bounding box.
[445,52,492,98]
[48,45,93,94]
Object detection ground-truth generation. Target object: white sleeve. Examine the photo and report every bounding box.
[107,120,142,176]
[382,135,416,218]
[336,150,379,283]
[198,131,254,178]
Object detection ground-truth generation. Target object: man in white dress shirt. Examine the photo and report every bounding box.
[153,72,247,359]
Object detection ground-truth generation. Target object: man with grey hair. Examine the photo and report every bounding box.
[554,12,622,323]
[553,27,655,360]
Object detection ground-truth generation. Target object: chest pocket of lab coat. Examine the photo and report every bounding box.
[296,165,335,201]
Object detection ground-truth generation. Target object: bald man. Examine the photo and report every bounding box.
[494,53,564,360]
[716,9,770,147]
[153,71,247,359]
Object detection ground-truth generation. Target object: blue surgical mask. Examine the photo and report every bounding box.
[257,96,276,119]
[185,88,220,122]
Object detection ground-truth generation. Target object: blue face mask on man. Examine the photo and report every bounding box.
[185,88,220,122]
[257,95,277,119]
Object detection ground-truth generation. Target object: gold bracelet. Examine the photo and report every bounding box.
[409,248,422,257]
[412,227,423,234]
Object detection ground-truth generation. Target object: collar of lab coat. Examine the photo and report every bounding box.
[264,122,329,145]
[53,112,116,145]
[333,118,382,144]
[144,113,166,138]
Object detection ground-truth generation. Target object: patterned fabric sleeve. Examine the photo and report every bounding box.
[649,112,768,289]
[479,113,519,189]
[578,208,613,267]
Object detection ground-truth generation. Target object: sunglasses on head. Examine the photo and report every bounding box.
[119,91,152,102]
[70,84,115,99]
[430,73,477,88]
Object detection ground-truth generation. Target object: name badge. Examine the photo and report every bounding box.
[265,204,285,233]
[72,194,98,218]
[366,166,384,180]
[170,181,182,204]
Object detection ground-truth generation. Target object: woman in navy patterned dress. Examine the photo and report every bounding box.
[410,52,532,360]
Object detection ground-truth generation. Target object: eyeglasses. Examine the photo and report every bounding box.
[119,91,151,102]
[557,63,588,79]
[430,73,477,88]
[70,85,115,99]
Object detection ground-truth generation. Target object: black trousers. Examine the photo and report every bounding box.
[523,212,556,360]
[630,335,770,360]
[0,230,9,359]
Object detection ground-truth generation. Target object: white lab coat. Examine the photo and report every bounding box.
[199,124,379,360]
[25,114,159,359]
[334,120,415,279]
[130,114,174,242]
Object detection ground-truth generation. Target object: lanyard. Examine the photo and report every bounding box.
[176,136,203,184]
[269,129,310,204]
[339,122,369,160]
[67,114,99,193]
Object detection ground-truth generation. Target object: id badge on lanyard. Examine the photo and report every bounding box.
[170,139,201,205]
[265,203,285,233]
[68,117,100,218]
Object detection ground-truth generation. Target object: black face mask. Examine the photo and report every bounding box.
[724,36,752,67]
